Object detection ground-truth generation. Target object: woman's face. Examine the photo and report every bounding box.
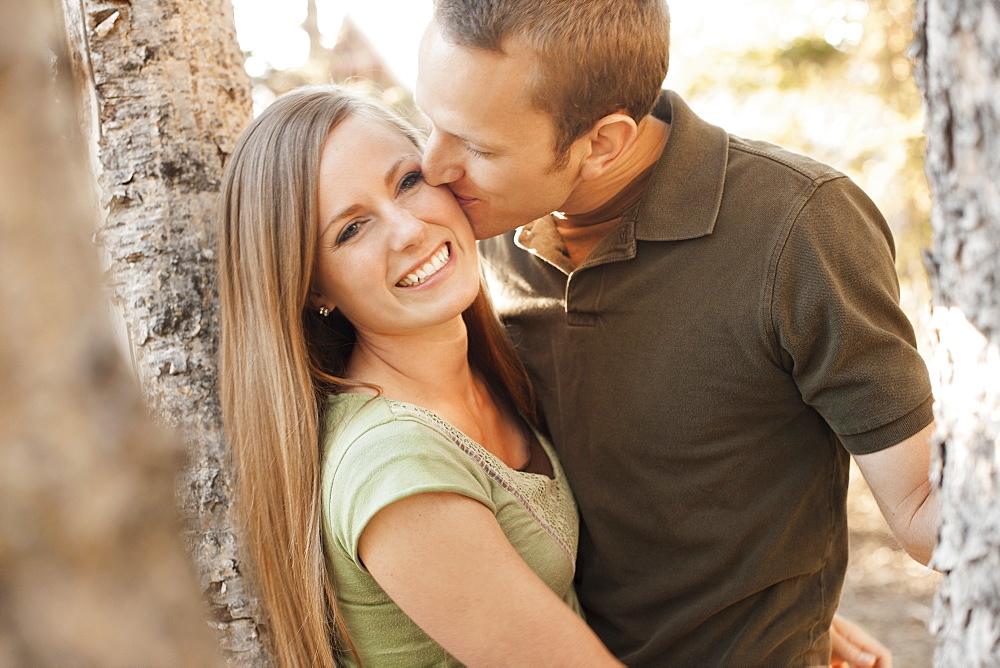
[311,113,480,338]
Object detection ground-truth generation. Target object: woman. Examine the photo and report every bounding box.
[217,86,621,666]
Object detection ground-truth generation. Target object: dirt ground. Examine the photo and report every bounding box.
[838,461,940,667]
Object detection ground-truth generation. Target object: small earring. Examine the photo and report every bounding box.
[318,306,330,317]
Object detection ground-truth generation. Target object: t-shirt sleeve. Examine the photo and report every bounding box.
[771,176,934,455]
[324,412,496,570]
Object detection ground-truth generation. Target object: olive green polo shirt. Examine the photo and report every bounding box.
[478,90,933,666]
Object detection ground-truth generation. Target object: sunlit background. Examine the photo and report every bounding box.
[228,1,937,664]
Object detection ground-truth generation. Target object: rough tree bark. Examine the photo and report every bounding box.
[0,0,218,663]
[59,0,267,662]
[913,1,1000,665]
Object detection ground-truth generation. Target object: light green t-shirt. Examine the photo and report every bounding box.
[321,393,581,667]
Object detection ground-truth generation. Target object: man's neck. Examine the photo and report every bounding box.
[560,114,670,219]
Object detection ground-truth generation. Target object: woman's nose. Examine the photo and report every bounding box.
[387,208,427,252]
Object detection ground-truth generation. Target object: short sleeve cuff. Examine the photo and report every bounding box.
[324,411,497,571]
[340,480,495,571]
[838,394,935,455]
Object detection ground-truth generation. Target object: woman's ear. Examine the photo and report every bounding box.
[307,289,334,315]
[578,113,638,181]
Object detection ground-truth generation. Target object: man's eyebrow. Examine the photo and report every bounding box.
[420,111,495,150]
[452,128,495,149]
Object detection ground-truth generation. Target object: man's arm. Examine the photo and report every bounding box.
[853,421,938,565]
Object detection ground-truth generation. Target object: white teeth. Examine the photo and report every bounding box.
[397,245,451,287]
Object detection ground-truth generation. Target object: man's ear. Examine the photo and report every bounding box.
[578,112,638,181]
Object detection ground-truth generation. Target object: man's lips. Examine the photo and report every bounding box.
[451,192,477,206]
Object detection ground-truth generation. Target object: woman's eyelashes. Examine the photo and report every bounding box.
[333,170,423,246]
[336,219,366,245]
[399,170,424,192]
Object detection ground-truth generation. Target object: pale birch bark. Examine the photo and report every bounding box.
[913,1,1000,665]
[0,0,218,663]
[59,0,266,662]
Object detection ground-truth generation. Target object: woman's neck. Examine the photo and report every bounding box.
[346,317,475,405]
[345,317,530,469]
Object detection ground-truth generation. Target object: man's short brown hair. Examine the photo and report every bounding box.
[434,0,670,161]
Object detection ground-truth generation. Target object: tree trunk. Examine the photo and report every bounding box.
[913,1,1000,665]
[0,0,218,663]
[59,0,266,662]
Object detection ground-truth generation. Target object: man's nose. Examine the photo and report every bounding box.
[422,131,463,187]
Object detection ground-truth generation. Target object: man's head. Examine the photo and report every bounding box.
[416,0,671,238]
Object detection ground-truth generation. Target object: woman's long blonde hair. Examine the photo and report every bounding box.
[216,86,538,666]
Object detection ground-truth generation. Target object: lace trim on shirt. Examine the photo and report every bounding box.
[389,403,577,567]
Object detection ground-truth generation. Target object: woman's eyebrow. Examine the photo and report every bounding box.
[319,153,421,238]
[384,154,416,188]
[319,204,362,240]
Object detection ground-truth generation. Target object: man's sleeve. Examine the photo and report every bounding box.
[771,176,934,455]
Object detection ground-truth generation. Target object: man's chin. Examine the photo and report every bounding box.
[470,214,518,241]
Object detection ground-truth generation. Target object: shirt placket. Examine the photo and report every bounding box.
[565,270,599,327]
[515,216,637,328]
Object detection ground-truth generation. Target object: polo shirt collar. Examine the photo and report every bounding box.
[634,90,729,242]
[513,91,729,266]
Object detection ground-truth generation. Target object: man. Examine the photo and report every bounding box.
[415,0,937,665]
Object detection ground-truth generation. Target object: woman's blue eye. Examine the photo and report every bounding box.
[400,170,424,192]
[337,220,362,244]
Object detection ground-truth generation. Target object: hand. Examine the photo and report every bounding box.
[830,614,892,667]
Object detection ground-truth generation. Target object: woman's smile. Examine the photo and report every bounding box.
[397,243,451,288]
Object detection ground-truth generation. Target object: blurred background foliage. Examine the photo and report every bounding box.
[231,0,931,351]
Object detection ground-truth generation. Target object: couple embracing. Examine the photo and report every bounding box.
[217,0,936,665]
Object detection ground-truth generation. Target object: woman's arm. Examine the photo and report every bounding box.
[830,614,892,667]
[359,491,623,667]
